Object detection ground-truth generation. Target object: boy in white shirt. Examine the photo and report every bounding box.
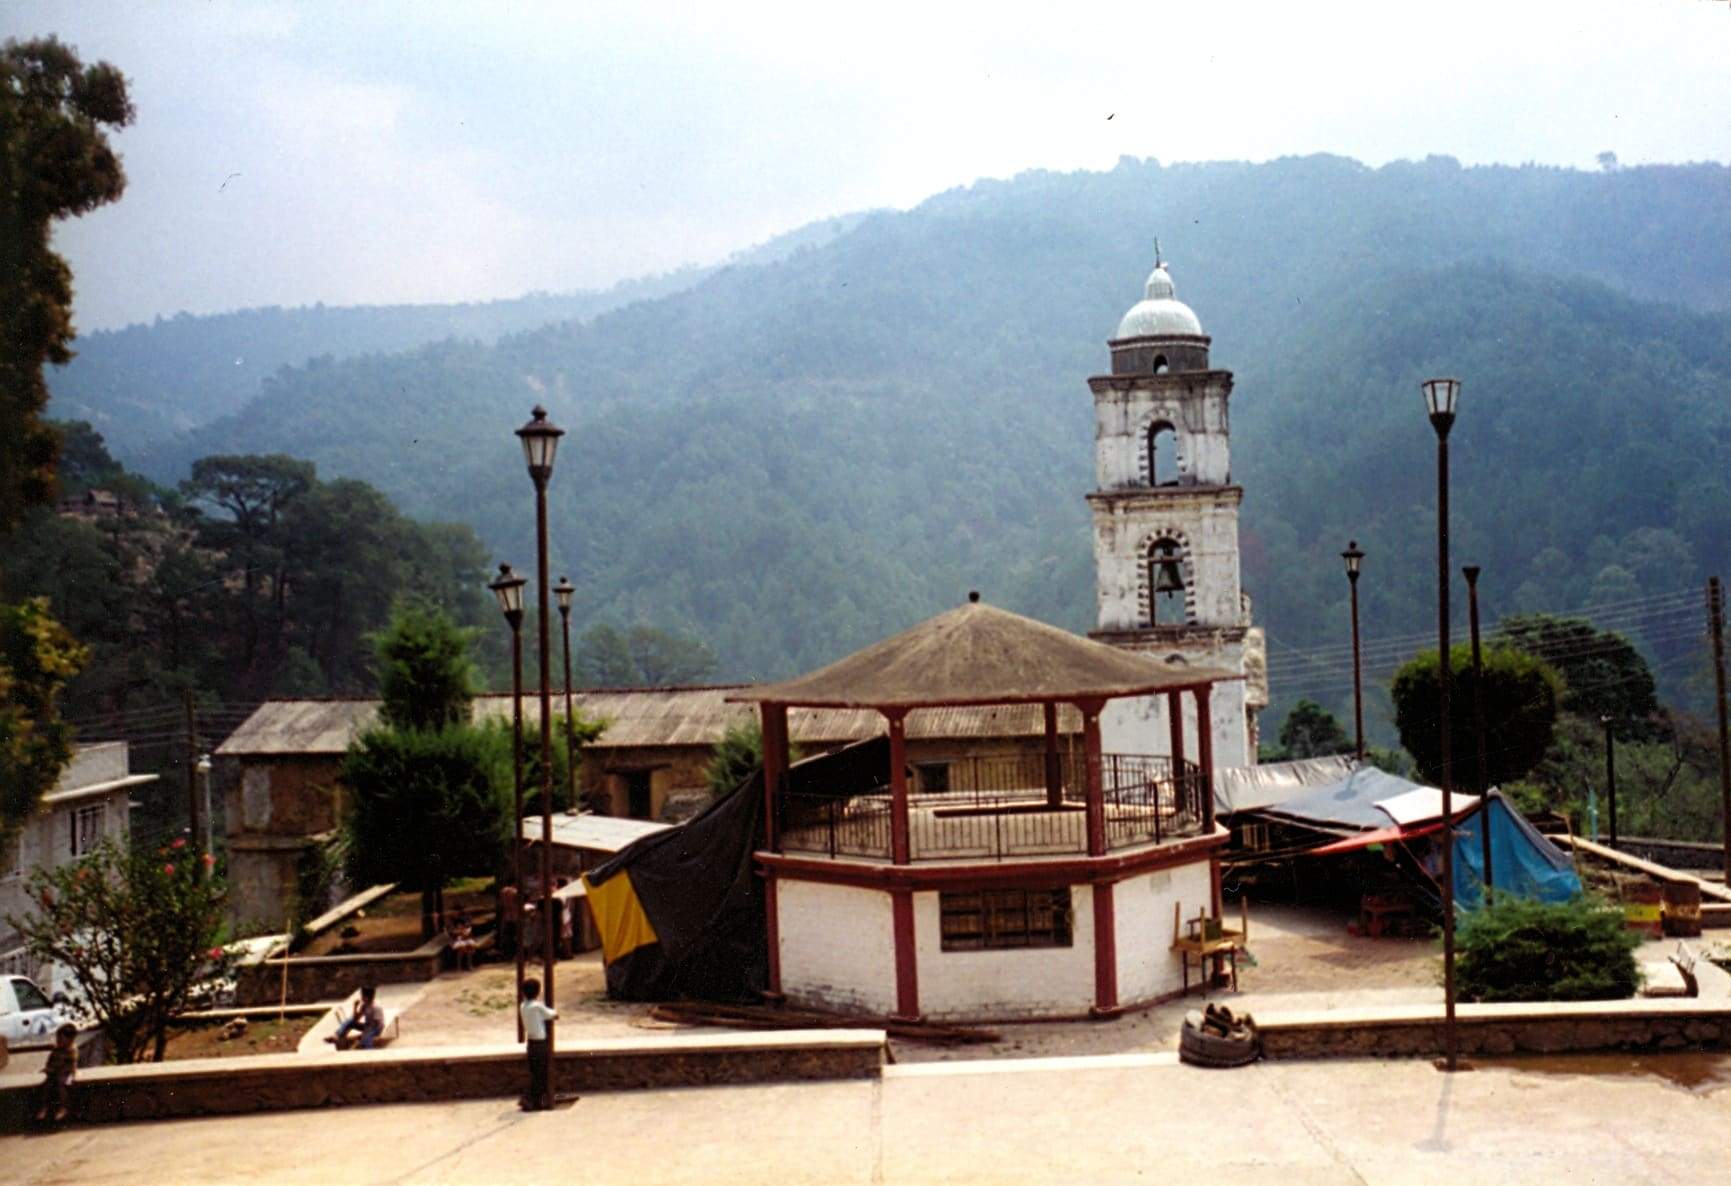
[519,977,557,1110]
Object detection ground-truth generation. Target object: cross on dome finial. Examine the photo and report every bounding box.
[1154,236,1162,268]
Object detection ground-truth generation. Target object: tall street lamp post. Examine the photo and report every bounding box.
[488,562,527,1042]
[516,405,564,1110]
[1342,541,1366,763]
[1464,565,1492,903]
[1423,376,1461,1073]
[555,576,577,814]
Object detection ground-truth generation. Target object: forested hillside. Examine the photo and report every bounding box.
[47,213,868,448]
[112,154,1731,727]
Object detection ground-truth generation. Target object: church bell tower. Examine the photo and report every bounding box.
[1086,247,1263,767]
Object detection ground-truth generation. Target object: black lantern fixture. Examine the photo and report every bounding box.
[1422,377,1459,432]
[1341,541,1365,763]
[488,562,528,1041]
[516,405,565,486]
[1423,376,1461,1073]
[489,562,526,623]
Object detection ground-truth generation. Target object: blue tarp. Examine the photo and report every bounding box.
[1452,791,1581,909]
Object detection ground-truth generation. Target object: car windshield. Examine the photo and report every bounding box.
[12,978,51,1012]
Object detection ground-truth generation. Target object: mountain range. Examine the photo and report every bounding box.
[49,153,1731,731]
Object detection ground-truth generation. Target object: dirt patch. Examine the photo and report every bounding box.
[301,881,496,957]
[398,953,668,1046]
[160,1014,320,1061]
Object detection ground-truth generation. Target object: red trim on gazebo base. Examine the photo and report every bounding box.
[763,871,782,997]
[756,829,1228,892]
[1092,880,1117,1013]
[891,888,919,1020]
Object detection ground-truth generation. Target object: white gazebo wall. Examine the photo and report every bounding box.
[1113,861,1215,1003]
[912,886,1098,1020]
[777,879,900,1016]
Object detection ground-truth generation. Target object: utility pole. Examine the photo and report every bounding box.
[1602,715,1618,851]
[183,688,200,852]
[1710,576,1731,883]
[1464,566,1491,901]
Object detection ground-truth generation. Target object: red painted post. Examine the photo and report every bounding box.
[887,710,910,865]
[763,875,782,999]
[1043,701,1062,808]
[1081,700,1105,857]
[1195,684,1222,927]
[760,702,786,852]
[1167,689,1185,770]
[891,889,919,1019]
[1092,880,1118,1015]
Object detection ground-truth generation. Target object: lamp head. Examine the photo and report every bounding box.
[1342,540,1364,580]
[1422,378,1460,437]
[554,575,574,615]
[516,405,565,484]
[489,562,526,626]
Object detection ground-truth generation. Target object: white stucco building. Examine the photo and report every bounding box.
[0,742,158,988]
[1088,250,1267,767]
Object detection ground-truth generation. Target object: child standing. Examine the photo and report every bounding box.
[34,1023,77,1126]
[519,977,557,1111]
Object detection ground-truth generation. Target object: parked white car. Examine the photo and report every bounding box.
[0,974,68,1046]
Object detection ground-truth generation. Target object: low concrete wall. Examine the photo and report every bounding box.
[0,1029,886,1129]
[1259,999,1731,1060]
[234,934,449,1006]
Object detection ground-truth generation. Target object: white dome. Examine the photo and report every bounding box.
[1114,261,1203,339]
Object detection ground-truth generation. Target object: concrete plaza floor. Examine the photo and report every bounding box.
[9,1049,1731,1185]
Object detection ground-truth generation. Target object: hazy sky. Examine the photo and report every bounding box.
[9,1,1729,330]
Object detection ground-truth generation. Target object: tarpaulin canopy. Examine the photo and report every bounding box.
[1214,754,1356,815]
[580,736,890,1003]
[1257,766,1478,832]
[1452,790,1581,908]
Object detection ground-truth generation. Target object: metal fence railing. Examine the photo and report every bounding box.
[777,752,1207,863]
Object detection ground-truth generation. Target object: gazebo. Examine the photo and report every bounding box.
[731,594,1240,1022]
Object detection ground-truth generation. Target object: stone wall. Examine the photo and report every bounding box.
[0,1030,886,1129]
[233,935,448,1006]
[1259,999,1731,1060]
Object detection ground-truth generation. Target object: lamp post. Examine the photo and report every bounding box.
[1602,715,1619,850]
[555,576,577,815]
[1342,541,1365,763]
[516,405,564,1109]
[1464,565,1492,903]
[1423,376,1461,1073]
[488,562,527,1042]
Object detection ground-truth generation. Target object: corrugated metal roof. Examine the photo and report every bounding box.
[218,689,1085,757]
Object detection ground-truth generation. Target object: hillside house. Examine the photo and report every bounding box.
[215,688,1084,930]
[1,742,158,988]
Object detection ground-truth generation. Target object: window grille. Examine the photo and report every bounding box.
[939,887,1073,951]
[71,803,105,858]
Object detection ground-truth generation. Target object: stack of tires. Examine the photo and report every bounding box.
[1178,1003,1259,1068]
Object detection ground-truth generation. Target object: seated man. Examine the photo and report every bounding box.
[330,984,385,1050]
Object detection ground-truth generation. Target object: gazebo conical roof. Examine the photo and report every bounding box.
[730,598,1240,710]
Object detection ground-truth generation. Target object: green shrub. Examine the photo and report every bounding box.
[1454,894,1640,1003]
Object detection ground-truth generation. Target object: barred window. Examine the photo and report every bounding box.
[71,803,105,857]
[940,887,1073,951]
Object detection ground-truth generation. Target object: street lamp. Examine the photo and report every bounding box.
[1342,541,1365,763]
[489,561,528,1043]
[555,575,577,815]
[1423,377,1461,1072]
[516,404,564,1109]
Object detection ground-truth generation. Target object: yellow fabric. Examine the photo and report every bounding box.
[580,871,658,963]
